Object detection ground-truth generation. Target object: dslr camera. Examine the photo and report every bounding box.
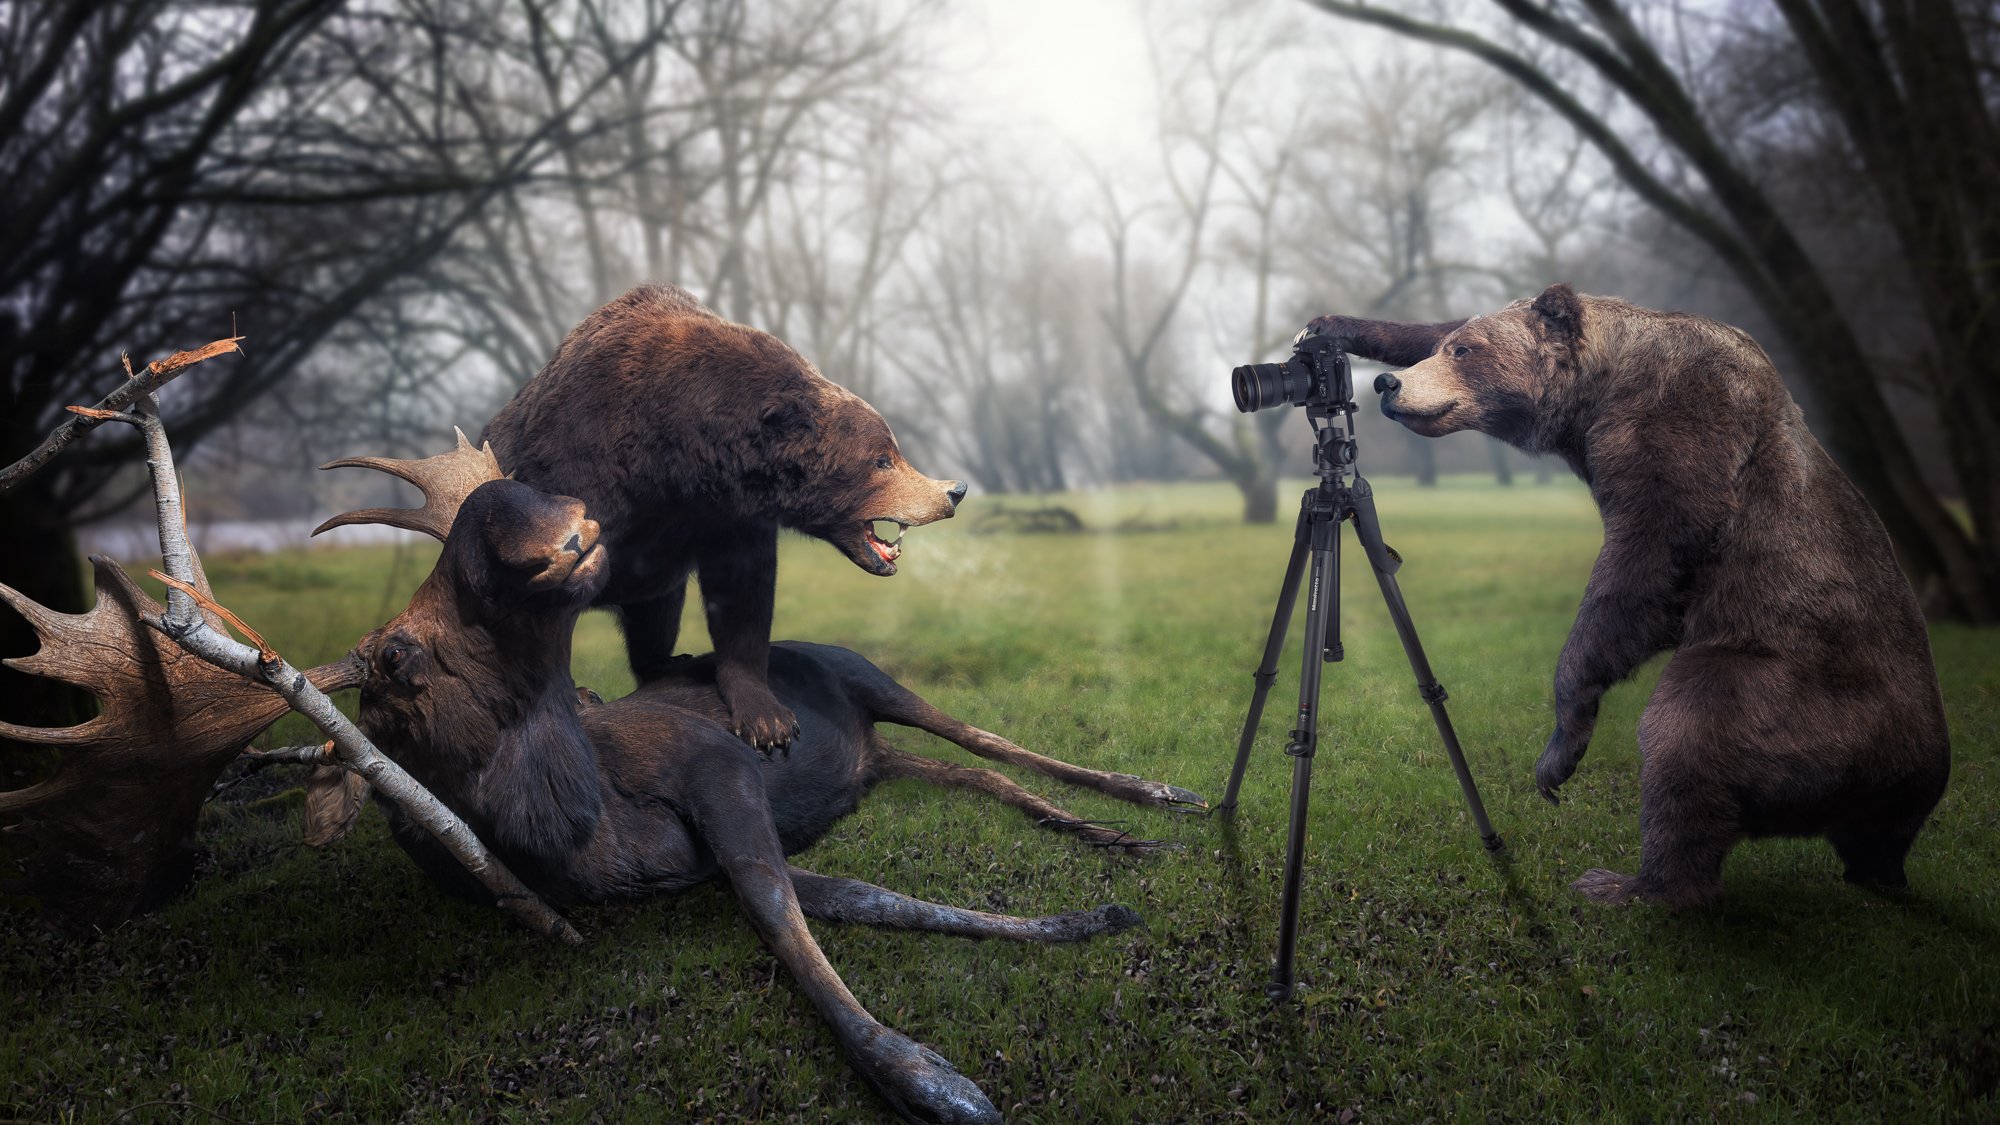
[1231,331,1353,414]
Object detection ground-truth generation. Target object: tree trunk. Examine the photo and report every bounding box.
[1239,469,1279,524]
[1410,433,1437,486]
[1488,437,1514,485]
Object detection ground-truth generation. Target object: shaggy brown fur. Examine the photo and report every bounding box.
[482,285,965,750]
[1312,285,1950,906]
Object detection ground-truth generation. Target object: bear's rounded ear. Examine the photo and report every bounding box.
[1531,283,1584,345]
[760,400,817,436]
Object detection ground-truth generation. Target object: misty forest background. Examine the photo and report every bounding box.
[2,0,1996,727]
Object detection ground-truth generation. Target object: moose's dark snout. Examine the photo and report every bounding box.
[1373,372,1401,395]
[946,481,968,510]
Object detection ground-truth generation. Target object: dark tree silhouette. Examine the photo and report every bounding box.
[1306,0,1998,621]
[0,0,674,737]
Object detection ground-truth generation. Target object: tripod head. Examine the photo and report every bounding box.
[1230,329,1364,491]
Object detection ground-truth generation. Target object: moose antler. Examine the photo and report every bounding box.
[0,558,361,928]
[313,427,503,541]
[1,341,577,942]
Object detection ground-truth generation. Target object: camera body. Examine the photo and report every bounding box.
[1231,331,1353,414]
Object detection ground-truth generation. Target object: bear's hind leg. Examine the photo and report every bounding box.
[1575,711,1738,908]
[619,585,688,684]
[1829,822,1920,889]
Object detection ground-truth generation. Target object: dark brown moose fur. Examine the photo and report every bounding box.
[354,478,1200,1124]
[481,285,966,751]
[1311,285,1951,906]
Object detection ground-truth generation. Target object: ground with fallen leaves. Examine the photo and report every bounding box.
[3,478,1995,1122]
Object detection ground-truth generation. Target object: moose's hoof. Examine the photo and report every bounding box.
[860,1033,1000,1125]
[1111,774,1207,811]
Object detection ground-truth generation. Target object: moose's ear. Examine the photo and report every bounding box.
[761,400,816,436]
[1531,283,1584,345]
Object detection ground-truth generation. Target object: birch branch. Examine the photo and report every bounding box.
[0,336,244,497]
[122,394,582,945]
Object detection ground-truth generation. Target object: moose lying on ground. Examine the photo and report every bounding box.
[1,379,1201,1121]
[320,438,1204,1123]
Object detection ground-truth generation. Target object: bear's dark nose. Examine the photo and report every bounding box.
[946,481,968,510]
[1373,372,1401,394]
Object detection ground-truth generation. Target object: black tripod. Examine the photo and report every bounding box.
[1216,396,1503,1002]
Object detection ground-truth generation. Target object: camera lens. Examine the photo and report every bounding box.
[1232,361,1297,413]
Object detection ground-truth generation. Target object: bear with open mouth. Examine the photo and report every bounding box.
[483,284,967,751]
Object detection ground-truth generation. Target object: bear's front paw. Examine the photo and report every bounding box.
[1303,314,1356,343]
[1535,729,1583,804]
[724,690,800,755]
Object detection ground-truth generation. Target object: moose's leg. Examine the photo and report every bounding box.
[849,660,1203,810]
[790,866,1140,941]
[696,520,797,751]
[618,584,687,684]
[691,750,996,1124]
[869,744,1172,852]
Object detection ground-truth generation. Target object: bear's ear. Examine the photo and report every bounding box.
[1531,283,1584,345]
[761,400,816,437]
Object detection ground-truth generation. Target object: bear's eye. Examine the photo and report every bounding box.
[873,455,893,471]
[1452,345,1471,358]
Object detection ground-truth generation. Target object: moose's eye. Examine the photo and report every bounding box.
[873,455,893,471]
[381,642,413,674]
[1452,345,1471,358]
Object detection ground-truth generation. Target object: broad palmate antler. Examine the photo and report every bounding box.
[0,342,574,940]
[0,554,360,927]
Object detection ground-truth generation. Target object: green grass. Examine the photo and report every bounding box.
[4,476,1996,1122]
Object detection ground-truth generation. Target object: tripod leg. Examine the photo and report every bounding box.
[1269,509,1339,1002]
[1351,479,1503,851]
[1218,501,1311,815]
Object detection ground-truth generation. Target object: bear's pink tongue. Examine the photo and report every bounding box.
[866,522,904,564]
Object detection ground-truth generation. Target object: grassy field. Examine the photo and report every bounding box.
[3,476,1996,1123]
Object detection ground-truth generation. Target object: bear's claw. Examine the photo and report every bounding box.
[1572,868,1637,904]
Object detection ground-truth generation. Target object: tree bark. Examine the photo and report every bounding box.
[1303,0,1997,622]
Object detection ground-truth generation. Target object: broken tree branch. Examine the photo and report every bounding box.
[117,395,581,943]
[0,335,244,497]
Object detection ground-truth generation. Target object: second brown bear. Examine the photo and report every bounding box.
[483,285,966,750]
[1314,285,1950,906]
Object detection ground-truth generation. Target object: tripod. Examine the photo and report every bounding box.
[1216,398,1503,1002]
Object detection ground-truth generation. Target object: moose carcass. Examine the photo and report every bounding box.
[323,440,1203,1123]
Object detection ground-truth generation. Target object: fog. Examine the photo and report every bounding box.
[7,0,1992,614]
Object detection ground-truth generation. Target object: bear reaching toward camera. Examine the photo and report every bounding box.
[1310,285,1950,906]
[482,285,966,750]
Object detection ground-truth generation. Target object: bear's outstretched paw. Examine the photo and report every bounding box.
[1572,868,1638,904]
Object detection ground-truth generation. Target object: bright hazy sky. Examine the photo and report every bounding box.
[948,0,1158,162]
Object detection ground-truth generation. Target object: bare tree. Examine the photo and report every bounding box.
[0,0,676,736]
[887,179,1108,491]
[1098,10,1297,522]
[1305,0,2000,622]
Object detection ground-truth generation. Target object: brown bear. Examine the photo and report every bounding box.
[1309,284,1951,906]
[482,285,966,751]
